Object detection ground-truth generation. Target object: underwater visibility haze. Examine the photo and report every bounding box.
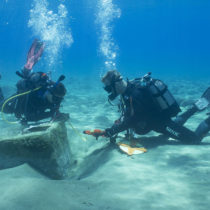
[0,0,210,210]
[0,0,210,78]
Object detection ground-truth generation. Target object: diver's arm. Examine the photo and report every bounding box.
[25,111,53,121]
[105,93,142,137]
[105,117,134,137]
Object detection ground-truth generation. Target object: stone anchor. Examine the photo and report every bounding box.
[0,122,72,179]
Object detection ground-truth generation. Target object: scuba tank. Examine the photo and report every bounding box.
[130,72,181,118]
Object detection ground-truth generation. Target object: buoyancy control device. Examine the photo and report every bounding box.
[131,72,181,117]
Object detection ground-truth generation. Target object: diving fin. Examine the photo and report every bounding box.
[195,87,210,111]
[24,39,45,71]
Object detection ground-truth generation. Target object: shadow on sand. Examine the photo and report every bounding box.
[131,134,210,149]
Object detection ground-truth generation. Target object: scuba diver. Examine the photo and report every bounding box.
[86,70,210,144]
[0,39,69,124]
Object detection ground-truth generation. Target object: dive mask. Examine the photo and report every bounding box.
[104,76,122,101]
[104,84,117,101]
[104,84,112,93]
[52,94,63,103]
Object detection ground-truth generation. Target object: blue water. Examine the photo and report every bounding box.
[1,1,210,209]
[0,0,210,80]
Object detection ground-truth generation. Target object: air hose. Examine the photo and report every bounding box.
[1,87,41,124]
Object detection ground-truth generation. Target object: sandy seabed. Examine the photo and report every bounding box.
[0,76,210,210]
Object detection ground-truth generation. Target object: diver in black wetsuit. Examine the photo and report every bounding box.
[99,70,210,144]
[5,72,68,123]
[0,39,69,124]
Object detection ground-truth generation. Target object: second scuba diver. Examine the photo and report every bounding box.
[0,39,69,124]
[87,70,210,144]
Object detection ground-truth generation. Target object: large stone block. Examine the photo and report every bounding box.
[0,122,72,179]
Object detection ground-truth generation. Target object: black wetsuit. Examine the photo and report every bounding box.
[14,88,60,121]
[1,72,61,122]
[106,82,210,144]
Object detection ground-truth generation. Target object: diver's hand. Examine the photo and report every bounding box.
[104,128,114,138]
